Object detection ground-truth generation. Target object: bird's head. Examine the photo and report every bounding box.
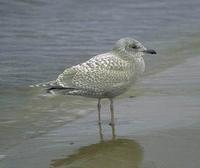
[113,37,156,56]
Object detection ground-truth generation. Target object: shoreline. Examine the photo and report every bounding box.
[1,56,200,168]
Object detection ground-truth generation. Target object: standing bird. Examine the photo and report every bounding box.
[31,38,156,138]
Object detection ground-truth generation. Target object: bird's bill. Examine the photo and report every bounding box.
[143,49,157,54]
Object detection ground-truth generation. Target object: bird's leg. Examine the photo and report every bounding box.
[97,98,101,124]
[109,98,116,140]
[109,98,114,126]
[97,98,103,141]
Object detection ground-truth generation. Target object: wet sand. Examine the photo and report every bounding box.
[1,56,200,168]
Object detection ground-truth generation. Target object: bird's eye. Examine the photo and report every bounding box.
[131,45,137,49]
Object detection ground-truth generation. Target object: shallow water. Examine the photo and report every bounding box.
[0,55,197,168]
[0,0,200,167]
[1,54,200,167]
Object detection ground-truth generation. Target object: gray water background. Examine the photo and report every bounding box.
[0,0,200,152]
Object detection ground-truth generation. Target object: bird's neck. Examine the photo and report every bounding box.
[112,48,145,76]
[133,53,145,76]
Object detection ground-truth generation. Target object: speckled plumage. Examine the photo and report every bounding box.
[40,38,149,98]
[31,38,156,137]
[56,52,137,98]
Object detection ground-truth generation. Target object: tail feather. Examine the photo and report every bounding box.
[30,81,76,94]
[47,86,75,91]
[47,86,75,93]
[29,80,57,88]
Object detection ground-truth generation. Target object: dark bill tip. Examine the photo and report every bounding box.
[144,49,157,54]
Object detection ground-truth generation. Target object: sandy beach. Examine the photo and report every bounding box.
[1,55,200,168]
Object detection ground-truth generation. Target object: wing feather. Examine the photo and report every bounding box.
[55,53,135,92]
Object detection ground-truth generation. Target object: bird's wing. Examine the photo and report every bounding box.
[56,52,135,92]
[56,65,79,87]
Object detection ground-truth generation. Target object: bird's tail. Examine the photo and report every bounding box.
[29,80,76,94]
[29,80,57,88]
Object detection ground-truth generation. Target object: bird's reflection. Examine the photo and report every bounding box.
[98,120,116,141]
[50,123,143,168]
[98,122,104,141]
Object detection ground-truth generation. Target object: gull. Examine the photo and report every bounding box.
[31,38,156,137]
